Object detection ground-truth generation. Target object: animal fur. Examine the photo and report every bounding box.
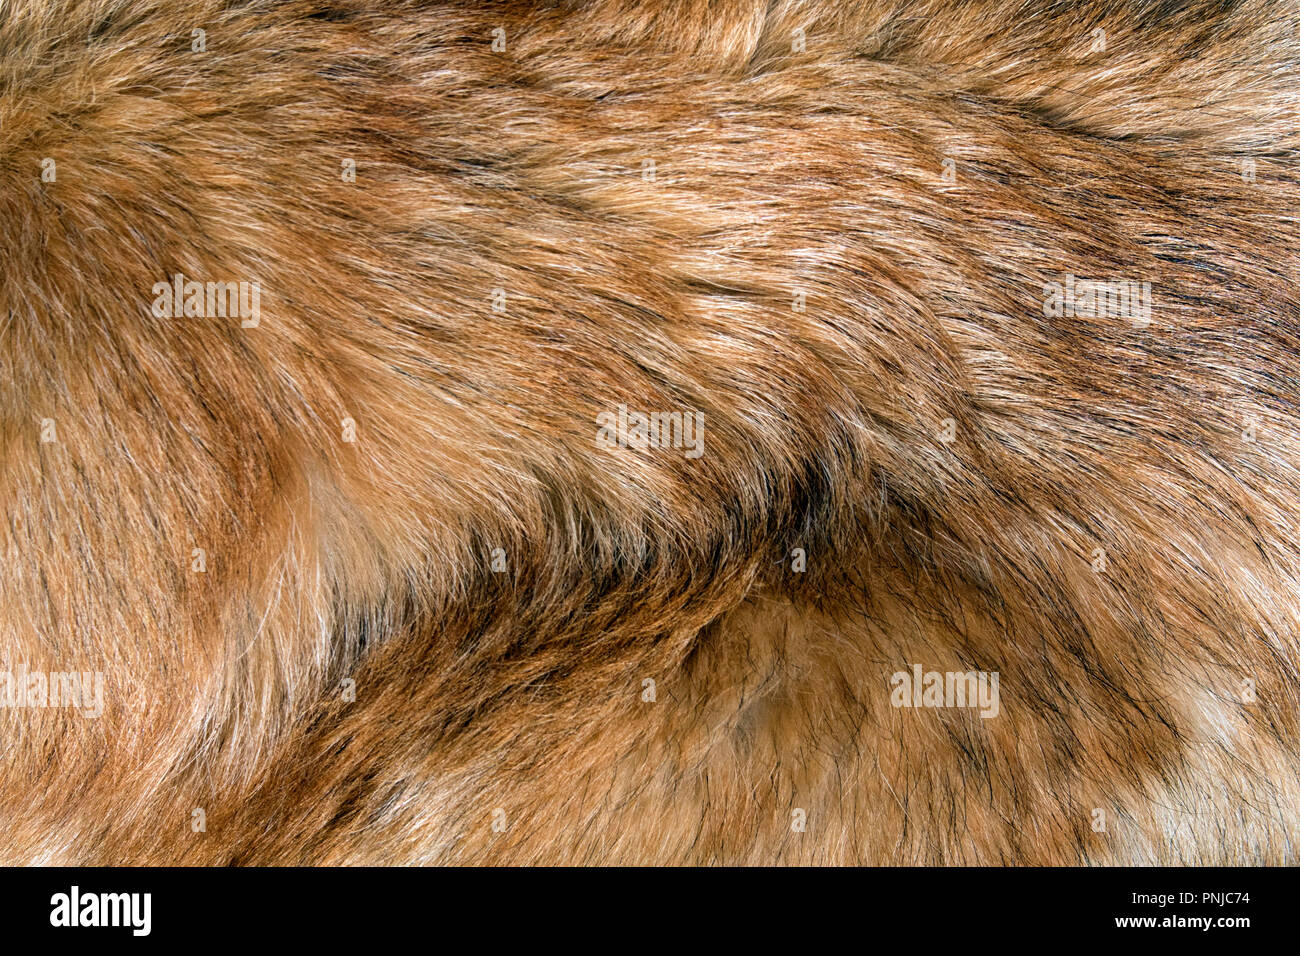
[1,0,1299,864]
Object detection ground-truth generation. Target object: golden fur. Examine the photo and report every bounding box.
[1,0,1299,863]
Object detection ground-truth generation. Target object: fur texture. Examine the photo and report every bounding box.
[1,0,1299,864]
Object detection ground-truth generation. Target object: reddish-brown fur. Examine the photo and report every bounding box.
[1,0,1299,863]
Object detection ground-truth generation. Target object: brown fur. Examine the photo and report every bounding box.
[1,0,1299,864]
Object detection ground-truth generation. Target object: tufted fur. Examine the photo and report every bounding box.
[1,0,1299,864]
